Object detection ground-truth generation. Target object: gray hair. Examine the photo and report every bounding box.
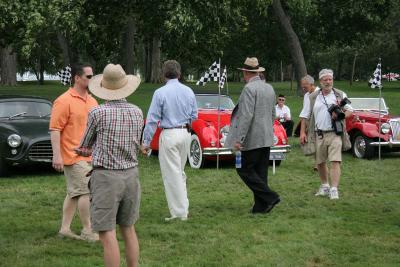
[319,68,334,79]
[301,74,314,85]
[163,60,181,79]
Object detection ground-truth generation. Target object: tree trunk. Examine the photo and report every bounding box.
[272,0,307,96]
[350,51,358,86]
[121,17,136,74]
[337,57,343,80]
[57,33,72,66]
[144,42,152,82]
[0,46,17,86]
[150,35,162,83]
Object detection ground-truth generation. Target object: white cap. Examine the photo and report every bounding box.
[319,69,333,79]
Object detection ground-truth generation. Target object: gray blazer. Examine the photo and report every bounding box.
[225,76,276,151]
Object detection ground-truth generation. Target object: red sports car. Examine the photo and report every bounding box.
[346,97,400,159]
[148,94,290,168]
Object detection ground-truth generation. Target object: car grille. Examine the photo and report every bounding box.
[29,141,53,162]
[390,119,400,141]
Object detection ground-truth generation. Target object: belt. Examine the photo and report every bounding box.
[164,125,187,129]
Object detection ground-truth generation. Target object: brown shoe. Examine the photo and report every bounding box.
[80,229,99,242]
[58,230,83,240]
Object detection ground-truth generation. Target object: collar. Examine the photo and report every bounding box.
[106,99,127,104]
[69,87,88,101]
[247,76,261,83]
[166,78,179,85]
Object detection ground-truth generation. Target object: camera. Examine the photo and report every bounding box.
[328,98,351,135]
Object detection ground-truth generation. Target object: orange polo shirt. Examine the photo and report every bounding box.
[49,88,98,165]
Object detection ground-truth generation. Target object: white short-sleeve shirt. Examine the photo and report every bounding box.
[275,104,291,120]
[302,89,351,131]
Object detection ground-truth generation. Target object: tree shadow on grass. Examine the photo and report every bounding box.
[5,163,58,178]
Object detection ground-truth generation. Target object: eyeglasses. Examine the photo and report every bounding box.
[84,75,93,79]
[278,98,285,101]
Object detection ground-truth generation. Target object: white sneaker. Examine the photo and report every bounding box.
[165,216,188,222]
[315,185,330,197]
[329,187,339,200]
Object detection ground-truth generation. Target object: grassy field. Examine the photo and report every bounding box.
[0,80,399,266]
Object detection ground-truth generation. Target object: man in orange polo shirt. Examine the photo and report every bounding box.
[50,63,98,241]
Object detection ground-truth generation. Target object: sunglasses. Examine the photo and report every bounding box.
[278,98,285,101]
[84,75,93,79]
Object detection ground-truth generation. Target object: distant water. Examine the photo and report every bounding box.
[17,72,59,81]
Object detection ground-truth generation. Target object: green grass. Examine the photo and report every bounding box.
[0,81,399,266]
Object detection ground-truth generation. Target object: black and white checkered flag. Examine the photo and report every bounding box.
[196,61,220,86]
[369,61,382,89]
[57,66,71,86]
[219,66,227,89]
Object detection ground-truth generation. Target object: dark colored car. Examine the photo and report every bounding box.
[0,96,53,176]
[346,97,400,159]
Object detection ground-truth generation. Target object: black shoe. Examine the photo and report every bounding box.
[251,198,280,214]
[262,198,281,214]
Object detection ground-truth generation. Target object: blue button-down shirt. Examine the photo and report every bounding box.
[143,79,198,146]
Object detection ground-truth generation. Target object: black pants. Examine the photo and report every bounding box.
[282,120,294,137]
[236,147,280,213]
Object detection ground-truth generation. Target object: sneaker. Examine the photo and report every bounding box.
[329,187,339,200]
[58,230,83,240]
[315,185,330,197]
[165,216,188,222]
[80,229,99,242]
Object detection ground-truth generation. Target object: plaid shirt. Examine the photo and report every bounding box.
[79,99,144,169]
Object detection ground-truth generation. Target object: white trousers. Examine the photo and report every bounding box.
[159,128,190,218]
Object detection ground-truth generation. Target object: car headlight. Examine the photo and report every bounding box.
[8,134,22,148]
[219,125,230,146]
[380,123,391,134]
[273,135,278,145]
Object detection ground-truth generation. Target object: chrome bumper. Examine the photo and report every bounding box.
[370,140,400,147]
[202,145,291,156]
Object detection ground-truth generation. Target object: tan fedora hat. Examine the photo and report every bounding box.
[237,57,265,72]
[89,64,141,100]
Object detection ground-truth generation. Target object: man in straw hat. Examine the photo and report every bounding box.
[301,69,352,200]
[225,57,280,214]
[50,63,99,241]
[141,60,197,221]
[76,64,143,267]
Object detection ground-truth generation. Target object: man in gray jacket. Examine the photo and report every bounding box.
[225,57,280,214]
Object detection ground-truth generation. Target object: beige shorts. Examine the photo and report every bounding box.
[315,132,342,164]
[89,167,141,232]
[63,161,91,198]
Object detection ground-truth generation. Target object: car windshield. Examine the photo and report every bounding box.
[348,98,388,114]
[196,95,235,110]
[0,101,52,118]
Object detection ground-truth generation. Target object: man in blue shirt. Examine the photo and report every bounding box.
[141,60,197,221]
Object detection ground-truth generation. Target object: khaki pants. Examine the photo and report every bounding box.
[159,129,190,218]
[63,161,91,198]
[315,132,342,164]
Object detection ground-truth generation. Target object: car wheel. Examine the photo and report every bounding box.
[188,134,204,169]
[352,132,375,159]
[0,158,9,177]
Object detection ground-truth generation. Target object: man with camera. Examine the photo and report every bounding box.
[301,69,353,200]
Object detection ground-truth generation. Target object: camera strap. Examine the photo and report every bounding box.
[320,88,340,109]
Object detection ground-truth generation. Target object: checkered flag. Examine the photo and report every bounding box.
[219,66,227,89]
[57,66,71,86]
[369,61,382,89]
[196,61,220,86]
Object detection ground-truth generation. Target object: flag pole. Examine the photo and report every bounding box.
[216,58,222,170]
[378,58,382,161]
[225,66,229,95]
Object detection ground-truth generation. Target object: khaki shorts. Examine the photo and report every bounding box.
[64,161,91,198]
[315,132,342,164]
[89,167,141,232]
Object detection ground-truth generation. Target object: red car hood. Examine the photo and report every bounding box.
[198,109,232,126]
[352,111,394,122]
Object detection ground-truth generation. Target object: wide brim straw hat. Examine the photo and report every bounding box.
[89,64,141,100]
[237,57,265,72]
